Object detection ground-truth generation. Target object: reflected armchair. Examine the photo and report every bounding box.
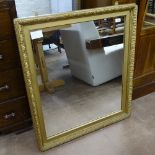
[60,21,123,86]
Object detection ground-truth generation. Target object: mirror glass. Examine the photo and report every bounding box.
[143,0,155,29]
[30,16,124,137]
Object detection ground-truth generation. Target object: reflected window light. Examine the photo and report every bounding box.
[115,18,121,23]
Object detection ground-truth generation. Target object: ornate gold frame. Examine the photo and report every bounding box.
[14,4,137,151]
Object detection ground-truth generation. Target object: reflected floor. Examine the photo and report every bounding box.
[40,48,122,137]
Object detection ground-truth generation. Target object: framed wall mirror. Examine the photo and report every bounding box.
[14,4,137,151]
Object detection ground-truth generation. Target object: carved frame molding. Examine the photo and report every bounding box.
[14,4,137,151]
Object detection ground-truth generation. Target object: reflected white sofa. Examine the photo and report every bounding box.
[60,21,123,86]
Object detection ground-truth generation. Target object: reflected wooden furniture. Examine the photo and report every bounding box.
[0,0,31,133]
[147,0,155,13]
[31,30,64,94]
[86,33,123,49]
[43,30,63,53]
[81,0,155,99]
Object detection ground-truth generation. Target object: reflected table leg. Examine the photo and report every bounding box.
[33,38,64,93]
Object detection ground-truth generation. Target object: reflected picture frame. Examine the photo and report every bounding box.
[14,4,137,151]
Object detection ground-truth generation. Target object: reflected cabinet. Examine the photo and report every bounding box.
[14,4,137,151]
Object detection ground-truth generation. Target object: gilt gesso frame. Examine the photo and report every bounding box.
[14,4,137,151]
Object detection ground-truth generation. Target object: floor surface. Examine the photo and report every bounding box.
[41,50,121,136]
[0,92,155,155]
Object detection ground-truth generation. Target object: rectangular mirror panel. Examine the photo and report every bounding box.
[30,16,125,136]
[14,4,137,151]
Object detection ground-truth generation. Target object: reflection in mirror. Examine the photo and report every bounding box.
[147,0,155,14]
[144,0,155,28]
[15,4,137,150]
[30,16,124,137]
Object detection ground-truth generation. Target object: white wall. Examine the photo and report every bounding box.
[15,0,80,18]
[51,0,72,13]
[15,0,51,17]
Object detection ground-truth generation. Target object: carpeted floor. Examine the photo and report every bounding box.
[0,92,154,155]
[1,47,154,155]
[40,49,121,136]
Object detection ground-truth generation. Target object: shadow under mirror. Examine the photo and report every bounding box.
[30,16,125,137]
